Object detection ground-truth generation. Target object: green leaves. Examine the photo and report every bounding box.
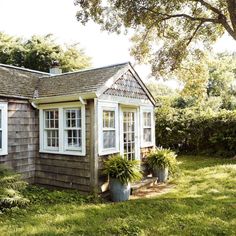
[155,108,236,156]
[103,155,142,185]
[147,147,177,171]
[75,0,236,75]
[0,32,91,72]
[0,165,29,211]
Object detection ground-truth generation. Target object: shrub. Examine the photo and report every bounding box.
[155,108,236,157]
[0,165,29,211]
[103,155,142,185]
[147,147,177,174]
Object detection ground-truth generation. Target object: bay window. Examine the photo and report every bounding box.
[0,103,8,156]
[39,102,85,156]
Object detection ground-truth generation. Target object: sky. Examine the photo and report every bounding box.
[0,0,236,83]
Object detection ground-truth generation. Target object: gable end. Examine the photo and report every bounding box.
[104,70,149,100]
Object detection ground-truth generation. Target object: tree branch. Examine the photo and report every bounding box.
[196,0,222,15]
[227,0,236,32]
[186,21,204,46]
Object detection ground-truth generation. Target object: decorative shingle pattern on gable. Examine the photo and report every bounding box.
[38,63,128,97]
[104,70,149,100]
[0,66,46,98]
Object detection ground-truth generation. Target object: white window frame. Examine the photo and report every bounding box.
[64,108,83,151]
[39,102,86,156]
[140,106,155,148]
[98,101,119,155]
[0,102,8,156]
[44,109,59,151]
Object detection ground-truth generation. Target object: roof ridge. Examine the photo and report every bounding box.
[40,61,130,79]
[0,63,50,75]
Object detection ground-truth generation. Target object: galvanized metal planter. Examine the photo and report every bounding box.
[109,178,131,202]
[153,167,169,183]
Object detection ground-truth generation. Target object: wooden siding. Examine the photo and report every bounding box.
[104,70,149,100]
[0,98,39,183]
[35,100,95,193]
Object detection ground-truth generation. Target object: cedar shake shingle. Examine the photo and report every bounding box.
[0,62,129,99]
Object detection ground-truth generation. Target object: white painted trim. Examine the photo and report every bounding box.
[0,102,8,156]
[98,101,119,156]
[31,93,96,105]
[99,94,153,106]
[140,106,155,148]
[39,102,86,156]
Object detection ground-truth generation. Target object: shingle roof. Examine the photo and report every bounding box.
[0,64,48,99]
[0,62,156,105]
[0,62,129,99]
[38,62,129,97]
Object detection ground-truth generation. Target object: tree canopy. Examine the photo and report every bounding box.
[0,33,91,72]
[75,0,236,75]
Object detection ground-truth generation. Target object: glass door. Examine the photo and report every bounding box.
[123,111,136,160]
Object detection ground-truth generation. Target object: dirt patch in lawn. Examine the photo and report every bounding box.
[130,183,175,199]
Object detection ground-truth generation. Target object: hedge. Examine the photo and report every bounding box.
[155,107,236,157]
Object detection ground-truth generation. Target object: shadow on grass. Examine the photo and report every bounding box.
[2,195,236,236]
[1,156,236,236]
[177,155,236,171]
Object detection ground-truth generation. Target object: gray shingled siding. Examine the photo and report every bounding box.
[0,98,39,183]
[104,70,149,100]
[34,100,95,193]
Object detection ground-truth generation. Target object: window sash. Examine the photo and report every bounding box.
[98,102,119,155]
[141,108,154,147]
[102,110,116,149]
[44,109,59,150]
[64,108,82,150]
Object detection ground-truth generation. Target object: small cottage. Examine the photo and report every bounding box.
[0,62,155,193]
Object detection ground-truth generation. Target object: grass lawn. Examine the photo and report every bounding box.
[0,155,236,236]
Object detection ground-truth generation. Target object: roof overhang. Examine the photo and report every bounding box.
[30,92,97,105]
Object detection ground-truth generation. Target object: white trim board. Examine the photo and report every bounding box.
[0,102,8,156]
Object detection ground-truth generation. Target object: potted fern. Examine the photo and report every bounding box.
[147,147,177,182]
[103,154,142,202]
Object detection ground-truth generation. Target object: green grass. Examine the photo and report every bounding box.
[0,155,236,236]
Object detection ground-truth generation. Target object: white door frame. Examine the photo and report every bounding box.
[120,106,140,160]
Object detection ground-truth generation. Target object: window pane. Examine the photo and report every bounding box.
[144,128,151,142]
[45,110,58,128]
[103,111,115,128]
[103,130,115,149]
[46,130,59,147]
[65,109,81,128]
[67,129,81,148]
[143,112,151,127]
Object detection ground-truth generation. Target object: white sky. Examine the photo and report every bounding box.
[0,0,236,81]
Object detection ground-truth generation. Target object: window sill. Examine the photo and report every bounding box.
[39,150,86,156]
[0,151,8,156]
[99,148,119,156]
[140,142,154,148]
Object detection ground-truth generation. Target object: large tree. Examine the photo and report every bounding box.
[75,0,236,75]
[0,33,91,72]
